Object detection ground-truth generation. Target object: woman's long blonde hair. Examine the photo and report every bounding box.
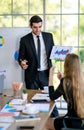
[63,53,84,117]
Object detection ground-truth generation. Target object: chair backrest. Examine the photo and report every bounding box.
[62,128,83,130]
[62,116,84,130]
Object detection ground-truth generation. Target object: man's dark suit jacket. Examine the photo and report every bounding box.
[18,32,54,88]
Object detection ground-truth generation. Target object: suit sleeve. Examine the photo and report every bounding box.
[18,37,26,65]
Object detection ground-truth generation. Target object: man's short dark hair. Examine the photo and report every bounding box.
[29,15,42,26]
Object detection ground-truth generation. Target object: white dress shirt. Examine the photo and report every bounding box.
[32,32,48,71]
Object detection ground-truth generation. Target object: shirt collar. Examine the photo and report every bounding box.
[32,32,41,37]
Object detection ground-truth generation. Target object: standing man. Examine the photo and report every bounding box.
[18,15,54,90]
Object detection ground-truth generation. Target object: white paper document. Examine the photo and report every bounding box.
[0,116,14,123]
[24,103,50,113]
[31,93,50,102]
[0,122,11,130]
[33,103,50,113]
[50,46,74,61]
[11,99,26,105]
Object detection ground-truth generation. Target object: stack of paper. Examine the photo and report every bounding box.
[31,93,50,103]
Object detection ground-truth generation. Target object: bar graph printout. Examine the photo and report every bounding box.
[50,46,74,61]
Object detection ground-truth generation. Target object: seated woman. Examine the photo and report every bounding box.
[46,53,84,130]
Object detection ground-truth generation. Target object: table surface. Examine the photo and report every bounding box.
[0,89,55,130]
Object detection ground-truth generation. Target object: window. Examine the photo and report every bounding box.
[0,0,84,85]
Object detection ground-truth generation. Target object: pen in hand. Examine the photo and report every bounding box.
[20,59,28,69]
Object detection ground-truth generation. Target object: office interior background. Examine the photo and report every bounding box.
[0,0,84,88]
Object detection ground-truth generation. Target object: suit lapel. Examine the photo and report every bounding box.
[42,32,48,56]
[29,33,38,60]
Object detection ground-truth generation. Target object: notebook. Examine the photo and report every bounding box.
[13,115,40,122]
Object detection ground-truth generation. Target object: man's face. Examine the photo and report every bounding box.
[31,22,42,35]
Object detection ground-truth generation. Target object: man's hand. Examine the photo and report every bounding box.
[21,60,28,70]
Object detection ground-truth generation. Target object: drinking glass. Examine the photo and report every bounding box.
[12,82,23,98]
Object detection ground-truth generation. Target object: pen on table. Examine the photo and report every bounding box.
[4,94,13,97]
[17,126,34,129]
[21,114,39,118]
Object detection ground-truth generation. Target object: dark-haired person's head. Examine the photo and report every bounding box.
[29,15,42,26]
[29,15,43,35]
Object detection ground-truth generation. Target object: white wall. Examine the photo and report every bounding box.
[0,27,31,89]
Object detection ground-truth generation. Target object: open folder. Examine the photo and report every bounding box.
[31,93,50,103]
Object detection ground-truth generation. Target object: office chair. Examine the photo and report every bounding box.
[62,128,83,130]
[61,116,84,130]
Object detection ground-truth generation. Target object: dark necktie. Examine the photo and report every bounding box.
[37,35,41,69]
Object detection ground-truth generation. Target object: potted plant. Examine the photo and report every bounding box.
[23,88,27,94]
[22,88,28,102]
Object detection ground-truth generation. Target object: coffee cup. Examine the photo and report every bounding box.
[44,86,49,93]
[25,104,37,114]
